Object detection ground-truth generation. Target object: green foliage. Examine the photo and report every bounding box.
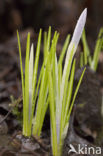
[17,8,87,156]
[17,29,49,137]
[47,38,86,156]
[47,9,87,156]
[81,28,103,71]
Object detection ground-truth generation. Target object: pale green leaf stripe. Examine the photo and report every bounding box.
[55,53,60,144]
[25,33,30,136]
[29,44,34,121]
[58,63,62,96]
[55,54,59,110]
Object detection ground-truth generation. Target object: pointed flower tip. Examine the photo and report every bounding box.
[82,8,87,21]
[31,43,34,50]
[30,43,34,53]
[84,8,87,15]
[83,8,87,14]
[71,8,87,48]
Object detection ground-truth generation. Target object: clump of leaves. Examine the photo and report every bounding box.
[47,9,87,156]
[17,8,87,156]
[80,28,103,71]
[17,29,49,137]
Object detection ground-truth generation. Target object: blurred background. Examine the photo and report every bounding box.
[0,0,103,42]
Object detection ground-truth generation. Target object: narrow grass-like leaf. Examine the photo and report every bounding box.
[63,59,76,128]
[25,33,30,136]
[47,53,58,156]
[58,35,70,67]
[82,29,92,66]
[17,31,25,134]
[32,29,42,113]
[58,35,70,96]
[67,67,86,121]
[29,44,34,129]
[80,52,84,68]
[58,63,62,96]
[50,32,59,66]
[91,28,103,71]
[37,87,49,136]
[33,62,44,109]
[54,54,60,144]
[63,60,76,139]
[44,31,47,60]
[46,26,51,54]
[33,66,48,136]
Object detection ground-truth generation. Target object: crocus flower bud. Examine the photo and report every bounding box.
[71,8,87,51]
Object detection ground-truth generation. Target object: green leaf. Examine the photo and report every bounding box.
[91,27,103,71]
[82,29,92,66]
[80,52,84,68]
[25,33,30,136]
[17,31,25,133]
[33,64,48,136]
[63,59,76,129]
[58,35,70,67]
[32,29,42,110]
[29,44,34,122]
[67,67,86,121]
[47,52,58,156]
